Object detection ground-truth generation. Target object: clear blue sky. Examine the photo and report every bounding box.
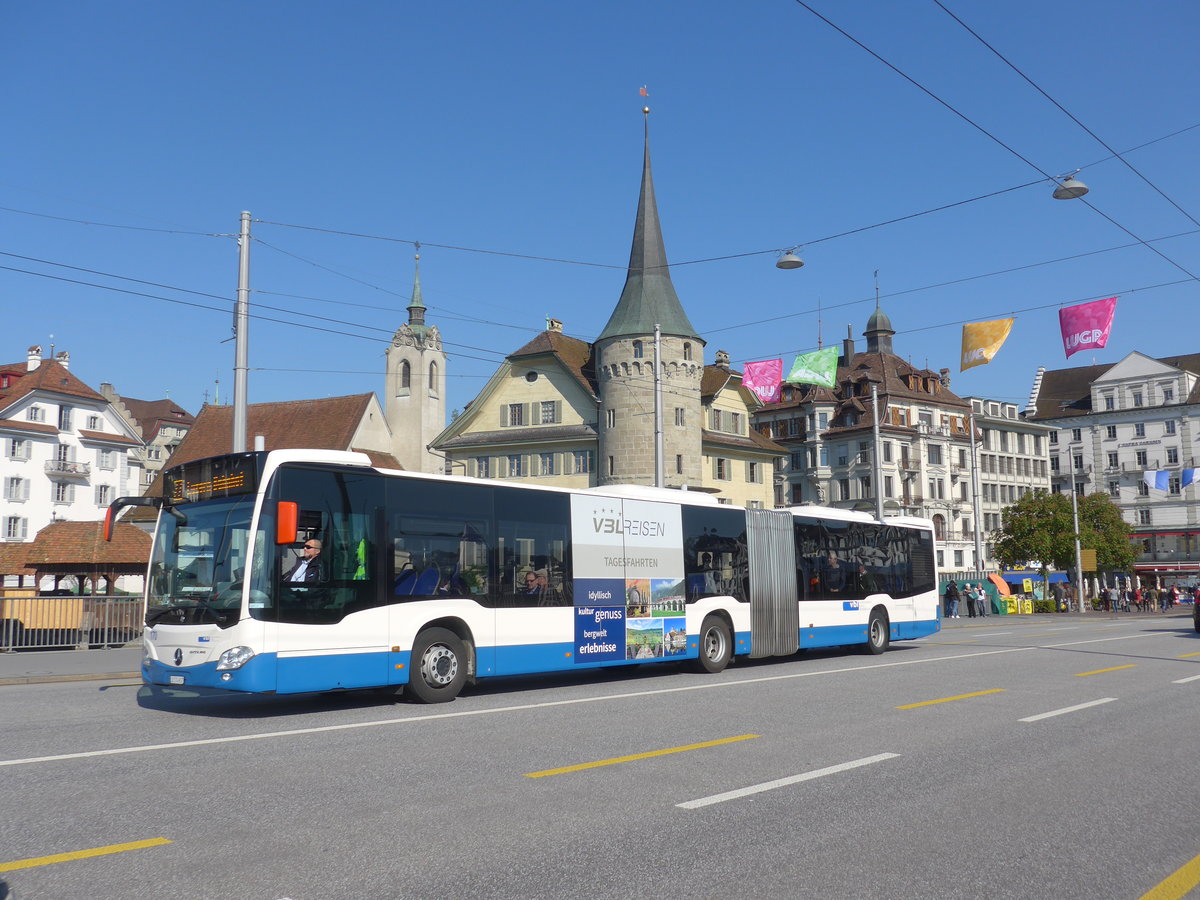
[3,1,1198,421]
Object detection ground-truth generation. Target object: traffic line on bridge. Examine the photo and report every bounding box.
[0,837,171,873]
[1018,697,1117,722]
[1139,849,1200,900]
[1075,664,1136,677]
[1172,674,1200,684]
[524,734,759,778]
[676,753,900,809]
[896,688,1004,709]
[1176,651,1200,659]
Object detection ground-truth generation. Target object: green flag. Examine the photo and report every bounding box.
[786,347,837,387]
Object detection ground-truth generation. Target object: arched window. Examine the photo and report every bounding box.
[683,342,692,361]
[398,360,411,394]
[428,361,439,396]
[632,340,644,359]
[932,514,946,542]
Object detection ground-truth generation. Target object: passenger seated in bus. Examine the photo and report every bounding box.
[822,552,846,593]
[521,570,548,599]
[857,562,880,595]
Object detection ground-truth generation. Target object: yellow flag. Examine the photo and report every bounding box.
[961,318,1014,371]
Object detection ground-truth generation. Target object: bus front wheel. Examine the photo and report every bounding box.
[407,627,468,703]
[864,609,890,655]
[694,616,732,674]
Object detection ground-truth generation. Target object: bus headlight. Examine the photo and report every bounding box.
[216,646,256,671]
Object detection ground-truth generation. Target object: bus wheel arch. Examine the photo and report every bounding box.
[693,612,734,674]
[406,623,472,703]
[863,606,890,655]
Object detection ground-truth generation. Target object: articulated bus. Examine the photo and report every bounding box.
[108,449,940,703]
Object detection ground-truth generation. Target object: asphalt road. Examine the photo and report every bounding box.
[2,614,1199,900]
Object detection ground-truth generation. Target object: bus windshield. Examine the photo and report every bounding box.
[146,495,256,627]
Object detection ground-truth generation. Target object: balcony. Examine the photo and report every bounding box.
[45,459,90,478]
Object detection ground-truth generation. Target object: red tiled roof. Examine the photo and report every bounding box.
[0,359,105,411]
[0,419,59,436]
[15,521,151,567]
[118,396,195,435]
[78,429,141,446]
[508,331,597,397]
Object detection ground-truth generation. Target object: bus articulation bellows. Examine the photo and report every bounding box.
[110,449,940,703]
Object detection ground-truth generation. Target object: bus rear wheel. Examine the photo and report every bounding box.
[694,615,732,674]
[863,609,890,655]
[407,627,468,703]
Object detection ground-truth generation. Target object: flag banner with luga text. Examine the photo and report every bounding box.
[1143,470,1169,492]
[961,318,1015,371]
[786,347,838,387]
[1059,297,1117,359]
[743,358,783,403]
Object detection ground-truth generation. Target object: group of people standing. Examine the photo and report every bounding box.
[942,581,990,618]
[1100,583,1190,612]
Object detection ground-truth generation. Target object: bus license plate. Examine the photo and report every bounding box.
[169,675,185,685]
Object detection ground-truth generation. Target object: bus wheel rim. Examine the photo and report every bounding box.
[421,645,457,685]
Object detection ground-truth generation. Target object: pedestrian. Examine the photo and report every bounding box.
[965,583,978,618]
[976,583,989,616]
[944,581,960,619]
[1105,584,1118,612]
[1134,586,1143,612]
[1145,585,1157,612]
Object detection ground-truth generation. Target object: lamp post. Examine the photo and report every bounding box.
[1070,473,1086,613]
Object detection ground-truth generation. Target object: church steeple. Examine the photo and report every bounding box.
[597,109,701,343]
[407,249,427,332]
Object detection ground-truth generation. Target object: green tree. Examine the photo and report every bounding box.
[993,491,1134,574]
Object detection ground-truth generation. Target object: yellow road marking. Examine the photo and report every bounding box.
[1139,850,1200,900]
[1075,664,1136,677]
[0,837,171,873]
[897,689,1004,709]
[1177,651,1200,659]
[525,734,759,778]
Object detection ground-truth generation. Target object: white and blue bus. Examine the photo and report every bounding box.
[109,449,940,703]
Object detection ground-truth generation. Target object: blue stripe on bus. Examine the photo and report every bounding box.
[143,618,942,695]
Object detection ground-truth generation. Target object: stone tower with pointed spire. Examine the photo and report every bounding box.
[385,253,446,473]
[596,111,705,487]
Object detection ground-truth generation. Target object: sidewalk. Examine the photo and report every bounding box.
[0,646,142,686]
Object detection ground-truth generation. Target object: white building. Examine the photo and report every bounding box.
[1,346,145,561]
[1023,350,1200,585]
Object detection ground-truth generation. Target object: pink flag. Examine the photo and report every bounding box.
[743,358,783,404]
[1059,297,1117,359]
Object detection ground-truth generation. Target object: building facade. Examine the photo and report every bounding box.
[752,308,1052,574]
[1,346,145,560]
[99,383,194,491]
[1023,350,1200,584]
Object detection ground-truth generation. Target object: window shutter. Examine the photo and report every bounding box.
[22,479,30,500]
[531,402,541,426]
[553,400,561,424]
[500,405,508,427]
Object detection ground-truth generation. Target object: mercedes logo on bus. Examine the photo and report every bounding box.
[174,648,184,667]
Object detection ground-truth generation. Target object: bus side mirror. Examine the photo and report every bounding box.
[104,496,165,541]
[276,501,299,545]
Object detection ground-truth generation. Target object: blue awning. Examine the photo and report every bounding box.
[1000,571,1068,583]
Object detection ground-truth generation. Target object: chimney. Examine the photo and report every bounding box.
[939,367,951,389]
[55,350,70,370]
[27,345,42,371]
[714,349,730,370]
[840,325,855,366]
[547,318,563,334]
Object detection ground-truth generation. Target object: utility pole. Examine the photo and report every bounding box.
[233,210,251,453]
[1070,475,1086,614]
[871,384,884,521]
[968,409,984,571]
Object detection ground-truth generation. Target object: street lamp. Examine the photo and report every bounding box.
[776,248,805,269]
[1052,172,1089,200]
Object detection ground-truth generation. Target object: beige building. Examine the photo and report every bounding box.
[431,118,782,507]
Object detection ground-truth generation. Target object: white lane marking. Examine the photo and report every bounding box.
[1173,673,1200,684]
[1018,697,1117,722]
[677,753,900,809]
[964,631,1011,636]
[676,753,902,811]
[0,631,1173,769]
